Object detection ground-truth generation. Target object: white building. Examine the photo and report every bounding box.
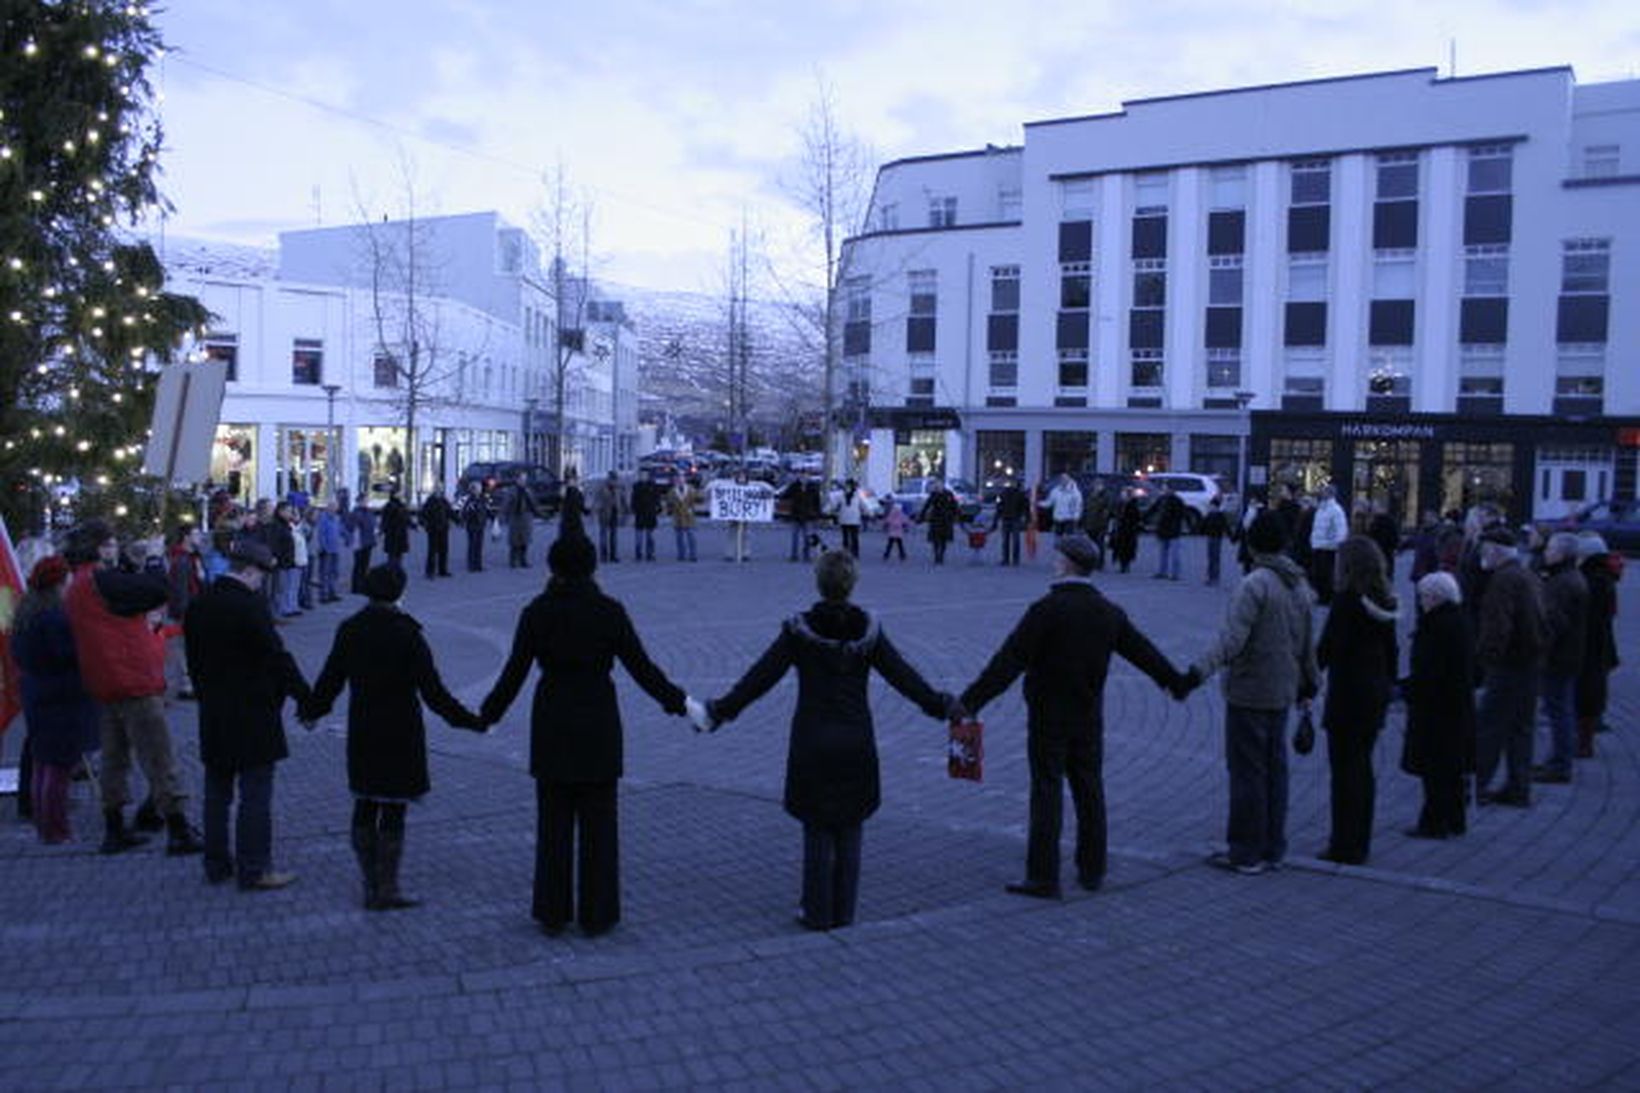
[162,212,634,506]
[842,66,1640,522]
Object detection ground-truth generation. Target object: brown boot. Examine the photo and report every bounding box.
[1577,717,1596,759]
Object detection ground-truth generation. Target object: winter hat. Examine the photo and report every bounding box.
[1246,511,1287,555]
[27,555,69,592]
[548,533,597,580]
[1054,533,1100,575]
[227,539,277,573]
[363,564,407,602]
[1575,532,1610,561]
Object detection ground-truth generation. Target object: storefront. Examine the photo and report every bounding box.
[210,424,258,503]
[355,426,410,500]
[1249,411,1640,527]
[275,424,337,503]
[866,407,962,490]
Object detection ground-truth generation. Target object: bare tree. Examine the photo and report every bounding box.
[534,163,594,477]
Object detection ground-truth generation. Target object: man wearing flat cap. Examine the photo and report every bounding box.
[184,539,313,890]
[958,533,1186,899]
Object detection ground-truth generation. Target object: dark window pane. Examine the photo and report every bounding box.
[1130,358,1164,387]
[987,313,1018,352]
[1058,221,1092,263]
[1557,295,1610,343]
[1061,273,1091,309]
[1132,271,1166,308]
[1205,307,1242,349]
[1207,210,1245,255]
[985,395,1017,407]
[1372,200,1418,249]
[1132,214,1167,259]
[1463,194,1512,245]
[1284,301,1327,346]
[1287,205,1330,253]
[843,321,871,357]
[905,317,936,353]
[1129,309,1165,349]
[1057,358,1089,388]
[991,277,1019,312]
[1056,310,1089,350]
[1460,297,1509,344]
[1054,396,1088,408]
[1369,299,1415,345]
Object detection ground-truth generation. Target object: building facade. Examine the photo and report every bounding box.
[841,66,1640,522]
[163,212,634,506]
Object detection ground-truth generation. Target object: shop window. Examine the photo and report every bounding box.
[1059,221,1092,263]
[1190,434,1241,482]
[894,430,946,485]
[356,426,409,499]
[1441,441,1513,516]
[976,430,1026,492]
[1270,436,1334,496]
[1116,432,1171,475]
[1042,431,1097,478]
[210,423,257,501]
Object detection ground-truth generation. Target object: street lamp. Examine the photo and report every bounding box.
[523,397,538,466]
[1233,390,1257,503]
[322,383,341,503]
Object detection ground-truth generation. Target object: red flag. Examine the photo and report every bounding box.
[0,515,24,735]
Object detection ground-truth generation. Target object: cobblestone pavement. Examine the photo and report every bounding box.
[4,525,1638,1089]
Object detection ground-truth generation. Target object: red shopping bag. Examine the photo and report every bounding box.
[947,719,983,782]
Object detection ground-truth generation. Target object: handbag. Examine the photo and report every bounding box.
[947,719,983,782]
[1292,709,1316,756]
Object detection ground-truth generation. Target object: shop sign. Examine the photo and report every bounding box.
[1339,422,1437,441]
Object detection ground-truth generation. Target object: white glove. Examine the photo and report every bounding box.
[685,695,714,733]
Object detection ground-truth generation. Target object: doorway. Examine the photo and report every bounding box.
[1352,440,1420,527]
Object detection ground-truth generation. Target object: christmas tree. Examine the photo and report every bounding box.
[0,0,208,537]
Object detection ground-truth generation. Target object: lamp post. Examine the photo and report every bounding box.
[1233,389,1257,505]
[523,397,538,466]
[322,383,342,504]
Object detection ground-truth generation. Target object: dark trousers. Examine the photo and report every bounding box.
[1418,772,1467,837]
[424,530,449,577]
[1025,729,1106,888]
[883,536,906,560]
[597,523,619,562]
[789,520,812,562]
[1311,549,1336,605]
[1225,706,1289,866]
[1206,536,1224,584]
[801,821,863,929]
[203,763,274,885]
[931,539,949,565]
[350,547,373,593]
[1476,669,1537,799]
[634,527,655,561]
[533,780,618,932]
[840,525,860,557]
[999,521,1021,565]
[508,541,530,567]
[1325,726,1379,862]
[465,525,485,571]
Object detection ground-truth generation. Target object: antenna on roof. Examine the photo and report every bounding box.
[310,184,322,226]
[1448,39,1457,79]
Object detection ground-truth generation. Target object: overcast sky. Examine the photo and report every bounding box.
[152,0,1638,295]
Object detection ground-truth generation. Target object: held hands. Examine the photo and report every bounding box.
[685,695,718,734]
[1168,666,1202,702]
[943,694,969,724]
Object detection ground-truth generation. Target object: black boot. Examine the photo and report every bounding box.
[100,808,150,854]
[373,830,420,911]
[133,797,165,832]
[165,811,204,856]
[351,823,379,910]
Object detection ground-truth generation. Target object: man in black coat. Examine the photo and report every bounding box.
[183,541,313,891]
[959,534,1185,898]
[458,481,489,572]
[630,473,661,562]
[419,485,453,578]
[1151,484,1187,581]
[379,489,412,570]
[994,480,1030,566]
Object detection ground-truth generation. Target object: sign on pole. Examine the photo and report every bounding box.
[708,481,774,523]
[142,360,229,485]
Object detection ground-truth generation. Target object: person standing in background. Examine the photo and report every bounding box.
[419,485,453,579]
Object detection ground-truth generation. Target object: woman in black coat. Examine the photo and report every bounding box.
[1315,535,1400,865]
[379,491,412,568]
[1575,536,1619,758]
[1111,490,1144,573]
[304,565,484,910]
[1401,571,1476,839]
[921,483,960,565]
[480,534,687,937]
[558,469,590,542]
[704,551,955,931]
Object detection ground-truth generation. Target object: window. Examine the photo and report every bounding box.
[999,188,1022,220]
[1205,307,1242,349]
[1557,297,1610,343]
[1059,220,1093,262]
[909,376,935,397]
[1290,159,1331,204]
[1058,349,1089,389]
[1288,205,1330,252]
[1207,210,1245,256]
[928,196,957,228]
[1368,348,1412,396]
[988,351,1018,389]
[1208,258,1243,305]
[1060,179,1096,220]
[1130,349,1163,388]
[844,276,871,357]
[1210,166,1247,209]
[1132,267,1166,308]
[1369,300,1415,346]
[1373,201,1418,249]
[291,338,322,386]
[373,351,399,388]
[1464,246,1509,295]
[1287,259,1327,301]
[1584,144,1620,179]
[1206,348,1240,389]
[1372,253,1416,298]
[203,332,238,382]
[1459,346,1504,397]
[1376,152,1419,199]
[1056,309,1090,350]
[1284,375,1325,396]
[878,202,899,231]
[1467,145,1513,194]
[1285,302,1327,346]
[1129,309,1164,348]
[1460,298,1509,344]
[1132,213,1167,259]
[990,265,1020,312]
[906,270,937,353]
[987,313,1019,352]
[1134,172,1168,212]
[1562,239,1611,293]
[1464,195,1512,245]
[1061,263,1092,309]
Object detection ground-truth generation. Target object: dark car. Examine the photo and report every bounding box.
[1543,498,1640,555]
[456,461,562,516]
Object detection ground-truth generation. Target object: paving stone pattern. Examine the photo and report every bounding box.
[3,525,1638,1088]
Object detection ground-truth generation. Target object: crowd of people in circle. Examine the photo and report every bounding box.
[3,467,1622,937]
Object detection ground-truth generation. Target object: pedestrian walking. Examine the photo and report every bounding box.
[183,541,312,890]
[1531,532,1588,785]
[994,479,1028,566]
[419,485,453,578]
[1309,486,1347,606]
[881,496,910,561]
[479,535,690,937]
[1472,526,1545,808]
[459,481,489,573]
[1150,483,1186,580]
[504,477,544,568]
[921,479,959,566]
[702,550,957,929]
[1315,536,1400,865]
[960,534,1186,897]
[302,565,484,910]
[1178,511,1319,874]
[630,472,661,562]
[1401,572,1476,840]
[1200,496,1230,586]
[1575,533,1619,759]
[346,497,378,595]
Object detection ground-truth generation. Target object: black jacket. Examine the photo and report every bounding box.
[459,493,489,532]
[420,493,453,535]
[1111,499,1144,563]
[1578,555,1619,715]
[630,480,662,529]
[380,498,412,555]
[1540,562,1588,678]
[1153,493,1186,540]
[266,517,296,568]
[1401,602,1476,777]
[559,485,589,539]
[481,578,684,781]
[710,602,950,827]
[306,603,476,798]
[1200,510,1229,540]
[184,576,311,771]
[923,490,960,542]
[995,486,1029,525]
[961,579,1179,734]
[1316,592,1399,735]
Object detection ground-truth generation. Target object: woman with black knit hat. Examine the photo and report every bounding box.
[479,533,690,937]
[303,564,485,910]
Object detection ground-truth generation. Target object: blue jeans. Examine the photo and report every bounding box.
[673,526,697,561]
[633,527,655,560]
[319,552,339,599]
[1156,537,1182,579]
[280,566,301,615]
[789,520,812,561]
[203,763,275,885]
[1476,669,1538,798]
[1539,671,1578,774]
[1224,705,1289,866]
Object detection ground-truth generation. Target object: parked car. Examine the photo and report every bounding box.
[1074,472,1149,514]
[1136,472,1236,534]
[456,461,562,516]
[892,477,983,523]
[1541,498,1640,555]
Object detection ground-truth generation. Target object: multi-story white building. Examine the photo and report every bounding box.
[841,66,1640,522]
[163,212,634,506]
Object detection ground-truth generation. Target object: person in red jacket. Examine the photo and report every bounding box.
[62,520,203,856]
